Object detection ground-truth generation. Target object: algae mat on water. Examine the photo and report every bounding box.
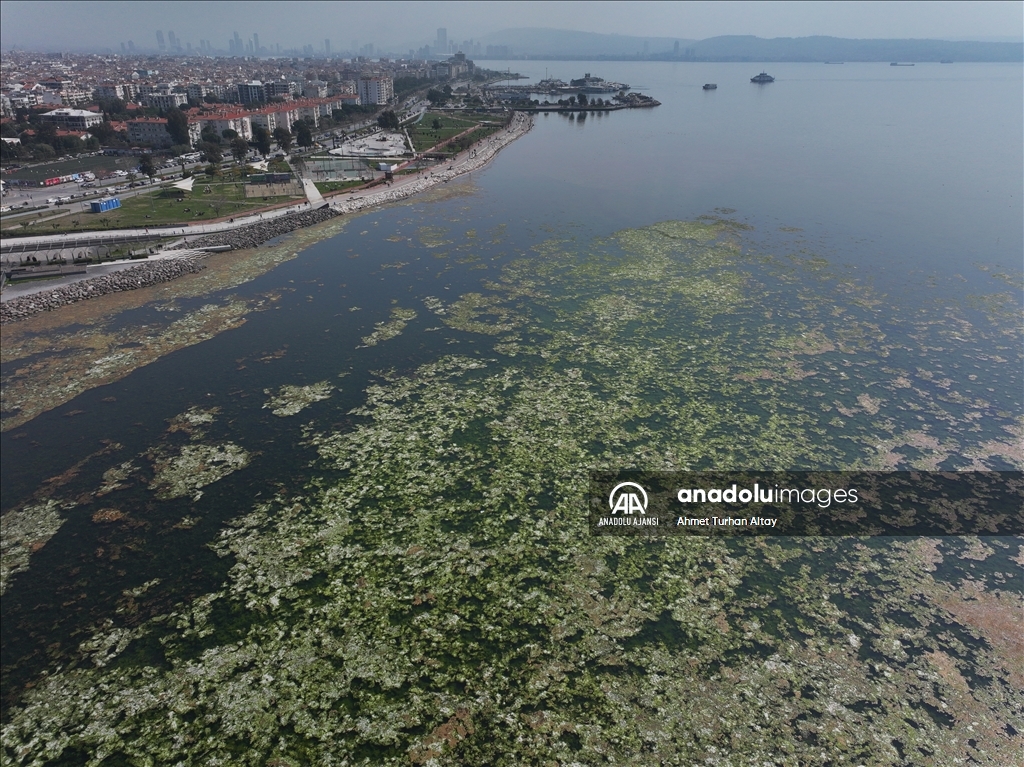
[2,219,1021,765]
[0,214,355,433]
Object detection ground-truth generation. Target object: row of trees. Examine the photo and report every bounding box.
[193,118,319,171]
[0,119,100,161]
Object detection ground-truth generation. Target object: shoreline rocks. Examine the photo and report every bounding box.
[168,205,341,251]
[1,256,208,324]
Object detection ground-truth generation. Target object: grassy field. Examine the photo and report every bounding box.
[313,180,366,194]
[2,177,301,234]
[407,112,504,153]
[0,209,70,233]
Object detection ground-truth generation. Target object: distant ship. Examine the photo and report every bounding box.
[890,62,915,66]
[750,72,775,83]
[940,59,953,64]
[702,83,717,90]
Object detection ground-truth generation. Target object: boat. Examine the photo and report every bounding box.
[940,59,953,64]
[750,72,775,83]
[890,62,915,66]
[702,83,717,90]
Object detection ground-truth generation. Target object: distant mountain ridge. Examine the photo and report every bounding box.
[477,28,1023,62]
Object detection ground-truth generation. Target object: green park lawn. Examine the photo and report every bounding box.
[313,180,366,194]
[407,112,502,153]
[4,178,299,234]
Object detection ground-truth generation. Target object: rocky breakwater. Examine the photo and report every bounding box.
[169,206,340,252]
[1,255,207,324]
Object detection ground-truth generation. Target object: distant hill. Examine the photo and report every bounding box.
[477,29,1023,62]
[477,28,692,58]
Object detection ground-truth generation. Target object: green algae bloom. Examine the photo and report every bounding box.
[1,219,1020,766]
[0,500,71,595]
[147,442,251,501]
[359,307,418,347]
[264,381,335,417]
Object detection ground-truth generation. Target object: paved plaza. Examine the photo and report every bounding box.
[329,130,408,157]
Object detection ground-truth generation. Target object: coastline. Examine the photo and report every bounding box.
[0,112,534,319]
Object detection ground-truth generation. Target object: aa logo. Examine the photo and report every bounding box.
[608,482,648,515]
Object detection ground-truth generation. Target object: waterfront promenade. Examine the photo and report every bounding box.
[1,112,532,257]
[0,113,533,310]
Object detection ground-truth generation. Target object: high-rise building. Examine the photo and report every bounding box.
[168,31,178,51]
[436,28,447,54]
[324,39,331,55]
[358,76,393,105]
[237,81,265,103]
[253,33,260,55]
[156,30,165,51]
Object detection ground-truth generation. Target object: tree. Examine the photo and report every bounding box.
[88,121,115,143]
[292,120,313,149]
[426,88,446,105]
[577,93,588,107]
[166,108,191,146]
[377,110,400,131]
[201,126,221,145]
[36,122,59,147]
[252,126,272,157]
[98,97,126,118]
[273,127,292,152]
[432,118,443,130]
[139,153,156,178]
[198,141,222,164]
[221,128,238,140]
[231,136,250,164]
[31,143,55,160]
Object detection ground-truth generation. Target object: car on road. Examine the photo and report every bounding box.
[46,197,59,204]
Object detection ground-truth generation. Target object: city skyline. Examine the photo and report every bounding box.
[1,1,1021,55]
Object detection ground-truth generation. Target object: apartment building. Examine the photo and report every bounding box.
[357,76,393,106]
[40,108,104,130]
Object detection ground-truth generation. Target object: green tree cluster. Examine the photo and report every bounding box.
[377,110,400,131]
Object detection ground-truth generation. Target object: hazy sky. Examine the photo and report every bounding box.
[2,1,1021,53]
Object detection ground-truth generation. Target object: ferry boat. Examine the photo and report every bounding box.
[702,83,717,90]
[750,72,775,83]
[890,62,915,66]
